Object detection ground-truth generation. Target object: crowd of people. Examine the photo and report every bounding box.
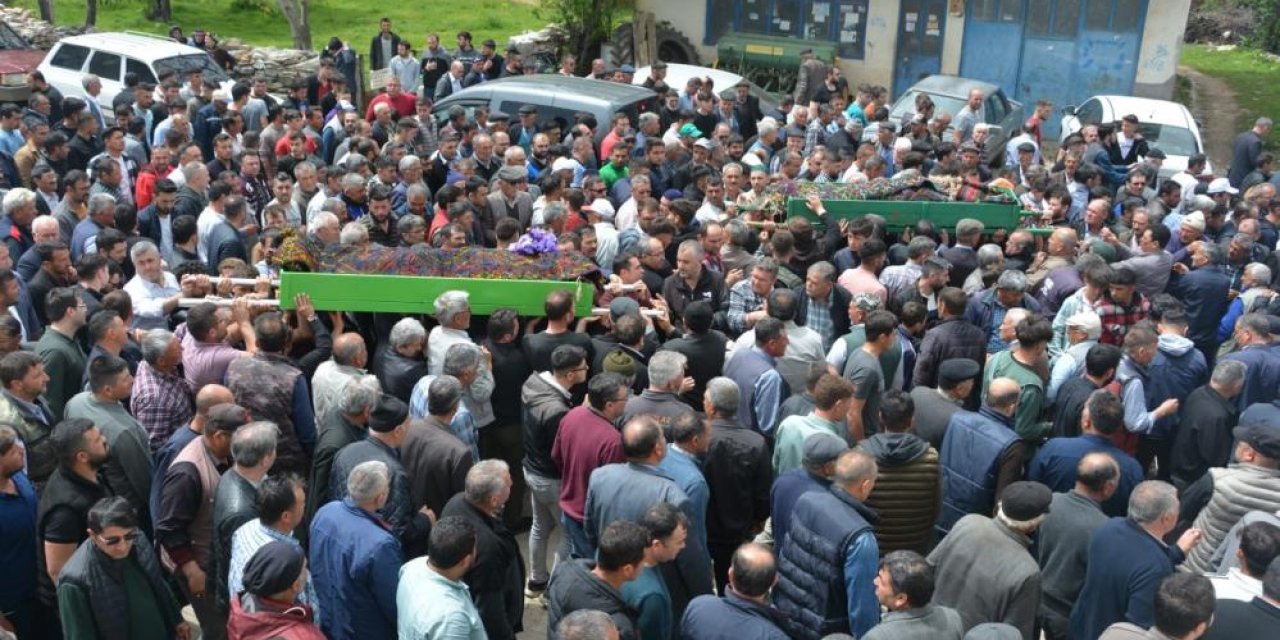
[0,15,1279,640]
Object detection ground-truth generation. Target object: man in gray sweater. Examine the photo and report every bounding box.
[1036,452,1120,640]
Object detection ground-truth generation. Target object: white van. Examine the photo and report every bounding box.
[37,32,234,118]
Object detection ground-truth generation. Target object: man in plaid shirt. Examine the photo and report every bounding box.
[1095,266,1150,347]
[727,258,780,336]
[131,327,197,451]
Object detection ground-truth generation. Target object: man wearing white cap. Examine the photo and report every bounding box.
[1047,310,1101,402]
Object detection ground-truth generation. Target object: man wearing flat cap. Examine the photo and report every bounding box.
[329,395,434,558]
[227,541,323,638]
[488,165,534,232]
[909,357,980,450]
[767,431,846,553]
[1179,419,1280,573]
[929,480,1053,640]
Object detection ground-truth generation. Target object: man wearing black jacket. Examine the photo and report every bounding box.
[368,18,403,72]
[441,460,525,639]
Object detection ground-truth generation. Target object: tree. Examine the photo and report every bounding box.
[36,0,53,22]
[85,0,96,27]
[147,0,173,23]
[276,0,312,51]
[538,0,622,75]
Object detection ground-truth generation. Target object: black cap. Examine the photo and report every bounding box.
[241,541,305,596]
[652,61,668,70]
[999,481,1053,521]
[1147,148,1167,159]
[1017,142,1036,153]
[518,104,537,115]
[369,395,410,433]
[1233,422,1280,458]
[938,358,981,385]
[207,403,251,432]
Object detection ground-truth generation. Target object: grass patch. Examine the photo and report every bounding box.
[1180,43,1280,148]
[9,0,546,52]
[1173,73,1192,112]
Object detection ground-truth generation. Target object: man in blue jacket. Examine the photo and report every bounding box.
[773,449,881,639]
[680,543,791,640]
[310,460,402,640]
[1069,480,1204,640]
[1029,390,1144,517]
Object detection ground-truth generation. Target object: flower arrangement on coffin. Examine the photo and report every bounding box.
[509,228,560,257]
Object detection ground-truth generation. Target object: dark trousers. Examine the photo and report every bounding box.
[479,421,527,530]
[178,568,226,640]
[709,540,739,596]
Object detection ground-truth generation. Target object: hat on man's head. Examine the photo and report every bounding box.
[518,104,538,115]
[602,350,637,378]
[619,64,635,74]
[1186,195,1215,214]
[850,293,882,312]
[662,188,684,201]
[369,395,410,433]
[1065,310,1103,338]
[652,61,668,70]
[1017,142,1036,153]
[999,481,1053,521]
[1088,241,1117,263]
[964,623,1023,640]
[694,138,714,150]
[802,432,846,466]
[1146,148,1167,159]
[551,157,580,174]
[207,403,251,432]
[241,541,305,597]
[938,358,981,386]
[1233,422,1280,458]
[496,165,527,183]
[679,123,704,138]
[1208,177,1239,195]
[609,296,640,320]
[590,198,616,222]
[784,124,806,138]
[959,141,980,154]
[1181,211,1206,232]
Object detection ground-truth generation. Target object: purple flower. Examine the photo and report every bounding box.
[510,228,560,257]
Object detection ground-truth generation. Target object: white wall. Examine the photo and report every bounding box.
[1134,0,1191,98]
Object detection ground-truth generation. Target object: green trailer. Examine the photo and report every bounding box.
[784,197,1052,235]
[275,271,596,316]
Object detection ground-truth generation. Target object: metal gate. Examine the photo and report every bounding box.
[893,0,948,98]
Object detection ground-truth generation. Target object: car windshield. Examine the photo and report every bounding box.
[153,54,229,83]
[1140,123,1199,157]
[891,91,967,125]
[0,23,29,50]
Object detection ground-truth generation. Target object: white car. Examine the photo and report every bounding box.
[38,32,235,120]
[1059,95,1211,178]
[632,63,778,115]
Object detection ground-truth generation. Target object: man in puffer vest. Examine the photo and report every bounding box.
[858,389,939,554]
[773,449,880,639]
[1180,421,1280,573]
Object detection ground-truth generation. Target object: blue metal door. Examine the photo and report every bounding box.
[893,0,948,99]
[958,0,1024,100]
[1075,0,1144,96]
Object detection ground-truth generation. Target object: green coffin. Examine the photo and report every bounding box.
[785,197,1041,233]
[276,272,596,316]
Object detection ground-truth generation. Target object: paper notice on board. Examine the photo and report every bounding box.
[778,20,791,30]
[813,3,828,20]
[843,11,860,27]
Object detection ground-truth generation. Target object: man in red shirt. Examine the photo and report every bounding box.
[365,76,416,121]
[1025,99,1053,147]
[550,372,630,556]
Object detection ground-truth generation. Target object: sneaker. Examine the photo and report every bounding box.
[524,579,548,599]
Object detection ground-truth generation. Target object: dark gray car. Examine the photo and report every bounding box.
[888,75,1024,167]
[433,75,657,144]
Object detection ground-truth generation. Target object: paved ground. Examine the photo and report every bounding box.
[1179,64,1242,172]
[516,524,558,639]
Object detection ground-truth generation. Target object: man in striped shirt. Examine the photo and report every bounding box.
[226,473,320,618]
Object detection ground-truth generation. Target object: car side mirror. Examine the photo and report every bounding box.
[1062,105,1077,116]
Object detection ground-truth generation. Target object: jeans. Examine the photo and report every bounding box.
[561,512,593,560]
[524,467,571,583]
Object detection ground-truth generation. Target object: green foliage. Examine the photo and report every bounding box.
[535,0,622,73]
[1180,44,1280,148]
[229,0,276,15]
[1237,0,1280,54]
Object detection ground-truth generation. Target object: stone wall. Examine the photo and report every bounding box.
[0,5,90,49]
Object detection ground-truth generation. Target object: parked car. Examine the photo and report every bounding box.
[0,21,45,104]
[631,63,779,115]
[38,32,235,120]
[432,75,657,144]
[1059,95,1211,179]
[888,75,1024,167]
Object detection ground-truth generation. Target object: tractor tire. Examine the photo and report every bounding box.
[610,21,701,68]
